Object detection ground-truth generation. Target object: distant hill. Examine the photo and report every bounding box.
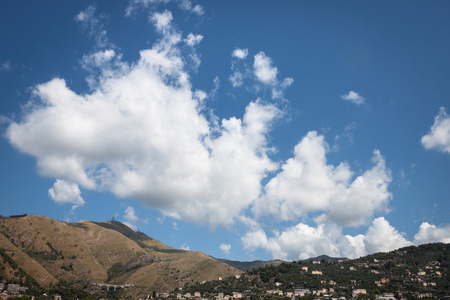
[219,255,347,272]
[218,259,285,272]
[302,254,349,263]
[0,215,241,298]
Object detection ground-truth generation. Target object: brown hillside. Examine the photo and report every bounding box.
[0,215,241,293]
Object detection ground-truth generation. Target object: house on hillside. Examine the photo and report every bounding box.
[353,289,367,297]
[7,284,20,294]
[294,289,310,297]
[158,293,169,298]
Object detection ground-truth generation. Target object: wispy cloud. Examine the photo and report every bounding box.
[341,91,365,105]
[1,60,11,73]
[123,206,147,230]
[219,243,231,256]
[172,222,179,230]
[126,0,204,17]
[124,206,140,223]
[180,244,190,250]
[75,5,111,49]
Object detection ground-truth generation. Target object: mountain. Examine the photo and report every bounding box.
[0,215,241,298]
[218,259,285,272]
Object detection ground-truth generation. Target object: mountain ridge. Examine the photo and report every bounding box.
[219,255,348,272]
[0,214,241,297]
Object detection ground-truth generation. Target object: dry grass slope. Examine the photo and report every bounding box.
[0,215,241,293]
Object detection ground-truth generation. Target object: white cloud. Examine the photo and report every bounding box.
[124,206,140,223]
[48,179,85,207]
[341,91,365,105]
[241,217,418,260]
[332,123,356,151]
[80,49,129,89]
[1,61,11,73]
[126,0,203,17]
[229,71,245,88]
[280,77,294,89]
[253,131,392,227]
[326,150,392,227]
[126,0,168,16]
[180,244,190,250]
[184,33,203,47]
[208,76,220,100]
[151,10,173,32]
[232,48,248,60]
[244,223,341,261]
[253,51,278,85]
[421,107,450,154]
[230,50,292,100]
[363,217,411,254]
[6,13,282,230]
[413,222,450,244]
[340,234,366,259]
[122,206,147,230]
[219,243,231,256]
[75,5,110,49]
[178,0,204,16]
[191,5,204,16]
[123,221,138,231]
[172,222,179,230]
[81,49,116,68]
[229,49,250,88]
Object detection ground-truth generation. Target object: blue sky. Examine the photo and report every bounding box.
[1,0,450,262]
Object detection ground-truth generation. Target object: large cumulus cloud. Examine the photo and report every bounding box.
[253,131,392,227]
[6,9,279,230]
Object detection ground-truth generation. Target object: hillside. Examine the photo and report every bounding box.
[185,243,450,299]
[0,215,241,298]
